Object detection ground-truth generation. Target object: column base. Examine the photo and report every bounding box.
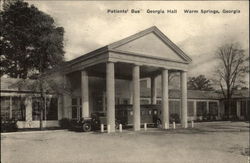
[162,122,169,129]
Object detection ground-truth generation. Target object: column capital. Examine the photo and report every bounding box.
[132,63,141,67]
[107,61,116,64]
[180,70,188,73]
[160,67,169,70]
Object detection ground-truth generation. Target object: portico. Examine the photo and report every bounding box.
[62,26,192,132]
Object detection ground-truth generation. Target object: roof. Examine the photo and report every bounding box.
[141,88,223,100]
[1,77,248,100]
[108,26,192,63]
[231,90,250,99]
[0,77,35,92]
[65,26,192,67]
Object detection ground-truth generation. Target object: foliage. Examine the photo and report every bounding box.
[59,118,72,129]
[214,43,248,116]
[0,0,64,78]
[214,43,248,99]
[188,75,214,91]
[1,118,18,132]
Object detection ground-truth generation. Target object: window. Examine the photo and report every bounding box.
[156,100,162,104]
[122,98,129,105]
[209,102,218,116]
[197,101,207,116]
[230,101,237,115]
[32,97,41,120]
[72,98,78,119]
[12,97,26,121]
[240,101,246,116]
[188,101,194,116]
[115,97,120,105]
[72,98,77,105]
[141,110,146,115]
[140,99,150,104]
[32,97,58,121]
[46,98,58,120]
[71,97,82,119]
[1,96,10,119]
[169,101,180,116]
[72,106,77,119]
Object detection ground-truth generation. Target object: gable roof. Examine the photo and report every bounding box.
[107,26,192,63]
[66,26,192,67]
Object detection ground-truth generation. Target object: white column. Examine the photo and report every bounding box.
[25,97,32,123]
[102,91,106,111]
[217,101,220,119]
[180,71,188,128]
[57,95,63,120]
[9,97,12,118]
[81,70,89,118]
[151,76,157,104]
[236,101,241,119]
[206,101,209,114]
[133,65,140,131]
[162,69,169,129]
[246,100,249,120]
[129,81,133,104]
[194,100,197,120]
[63,75,70,118]
[106,62,115,132]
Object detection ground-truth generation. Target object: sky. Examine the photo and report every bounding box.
[28,1,249,84]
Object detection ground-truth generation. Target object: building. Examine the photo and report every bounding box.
[1,26,249,131]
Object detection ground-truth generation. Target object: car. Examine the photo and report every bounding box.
[70,112,119,132]
[70,117,92,132]
[91,112,120,130]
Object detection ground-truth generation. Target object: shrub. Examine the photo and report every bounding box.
[59,118,71,129]
[1,118,18,132]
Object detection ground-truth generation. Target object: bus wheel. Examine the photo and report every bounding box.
[156,119,162,128]
[82,123,91,132]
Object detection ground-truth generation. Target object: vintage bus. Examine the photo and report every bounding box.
[91,104,180,129]
[72,104,180,131]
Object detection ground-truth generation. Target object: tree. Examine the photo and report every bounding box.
[215,43,248,116]
[0,0,64,78]
[1,0,65,129]
[187,75,214,91]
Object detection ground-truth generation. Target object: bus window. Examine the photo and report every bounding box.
[149,110,152,115]
[154,110,158,115]
[124,111,127,116]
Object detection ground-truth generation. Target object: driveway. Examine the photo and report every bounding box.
[1,121,249,163]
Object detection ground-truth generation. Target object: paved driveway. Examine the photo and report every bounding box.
[1,121,249,163]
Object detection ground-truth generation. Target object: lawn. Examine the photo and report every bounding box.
[1,121,249,163]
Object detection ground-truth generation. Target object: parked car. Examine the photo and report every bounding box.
[91,112,120,130]
[70,112,119,132]
[70,117,92,132]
